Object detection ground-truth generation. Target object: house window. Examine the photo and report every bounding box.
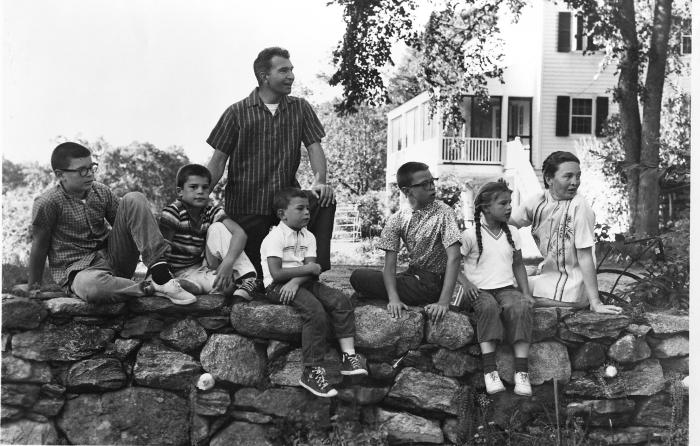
[571,98,593,134]
[681,34,691,54]
[470,96,502,138]
[390,117,402,151]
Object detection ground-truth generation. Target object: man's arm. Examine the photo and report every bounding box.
[28,225,52,288]
[578,247,622,314]
[425,243,460,321]
[207,150,229,189]
[306,142,334,207]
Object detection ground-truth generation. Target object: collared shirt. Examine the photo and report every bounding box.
[511,190,596,303]
[32,182,120,286]
[377,200,461,274]
[259,222,317,288]
[207,88,326,216]
[159,200,227,270]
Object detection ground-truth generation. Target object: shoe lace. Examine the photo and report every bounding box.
[311,367,330,388]
[487,371,500,382]
[345,354,361,369]
[516,372,529,383]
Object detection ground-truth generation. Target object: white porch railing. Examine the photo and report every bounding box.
[441,137,502,164]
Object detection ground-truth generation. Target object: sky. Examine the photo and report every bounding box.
[1,0,349,165]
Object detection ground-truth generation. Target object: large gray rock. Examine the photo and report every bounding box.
[386,367,462,415]
[129,294,226,315]
[566,399,635,426]
[607,334,651,363]
[424,311,474,349]
[2,297,48,330]
[432,348,479,377]
[104,338,142,360]
[497,341,571,385]
[57,387,189,445]
[31,395,65,418]
[120,315,164,338]
[1,383,41,408]
[197,315,231,330]
[660,356,689,376]
[564,375,627,398]
[643,311,688,334]
[66,358,127,391]
[232,411,273,424]
[11,322,114,361]
[210,421,274,446]
[563,312,630,339]
[45,296,125,316]
[355,305,424,358]
[133,343,201,390]
[619,359,666,396]
[532,308,559,342]
[571,342,606,370]
[633,394,673,427]
[0,420,58,445]
[588,427,668,445]
[1,406,22,421]
[376,409,443,444]
[267,339,293,360]
[230,301,302,341]
[159,318,208,352]
[200,334,266,386]
[337,385,391,405]
[1,354,52,383]
[233,387,331,426]
[268,348,341,387]
[195,388,231,416]
[648,335,689,358]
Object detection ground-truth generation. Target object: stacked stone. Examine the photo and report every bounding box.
[1,289,688,445]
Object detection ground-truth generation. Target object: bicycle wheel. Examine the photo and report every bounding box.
[597,268,642,305]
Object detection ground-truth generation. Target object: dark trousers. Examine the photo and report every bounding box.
[264,281,355,366]
[232,191,335,279]
[473,286,533,345]
[349,267,443,306]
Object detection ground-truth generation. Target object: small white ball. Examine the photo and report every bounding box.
[604,365,618,378]
[197,373,215,390]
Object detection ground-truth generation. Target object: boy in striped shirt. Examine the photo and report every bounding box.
[159,164,257,298]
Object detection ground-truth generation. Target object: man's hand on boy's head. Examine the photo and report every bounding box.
[424,302,449,322]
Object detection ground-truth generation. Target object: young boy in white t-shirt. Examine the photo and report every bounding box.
[260,187,367,398]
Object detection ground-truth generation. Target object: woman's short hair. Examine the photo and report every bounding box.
[541,151,580,189]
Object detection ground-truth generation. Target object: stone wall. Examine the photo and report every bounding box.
[1,290,688,445]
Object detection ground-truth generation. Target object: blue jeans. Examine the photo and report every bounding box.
[70,192,169,304]
[473,286,533,344]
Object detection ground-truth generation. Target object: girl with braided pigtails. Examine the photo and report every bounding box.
[458,180,534,396]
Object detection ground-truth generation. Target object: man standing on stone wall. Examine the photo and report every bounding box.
[206,47,335,285]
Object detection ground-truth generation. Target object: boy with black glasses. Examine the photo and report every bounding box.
[28,142,197,305]
[350,162,461,322]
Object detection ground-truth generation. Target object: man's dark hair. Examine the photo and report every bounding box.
[51,142,92,170]
[176,164,212,188]
[272,187,307,213]
[253,47,291,85]
[396,162,430,189]
[541,151,580,189]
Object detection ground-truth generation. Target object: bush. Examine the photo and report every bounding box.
[356,191,387,238]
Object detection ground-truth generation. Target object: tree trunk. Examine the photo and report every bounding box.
[612,0,643,233]
[638,0,673,235]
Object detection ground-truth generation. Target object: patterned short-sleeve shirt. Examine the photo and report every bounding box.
[32,182,120,286]
[159,200,227,270]
[377,200,461,274]
[207,88,326,216]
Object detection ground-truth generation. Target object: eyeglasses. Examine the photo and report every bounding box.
[407,178,438,190]
[59,163,99,177]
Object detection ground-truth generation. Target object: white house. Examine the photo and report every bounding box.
[386,2,657,213]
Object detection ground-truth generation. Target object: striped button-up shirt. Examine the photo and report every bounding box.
[207,89,326,216]
[32,182,119,286]
[159,200,227,270]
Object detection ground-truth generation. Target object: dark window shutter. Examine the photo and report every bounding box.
[556,96,570,136]
[575,15,584,51]
[595,97,609,136]
[558,12,572,52]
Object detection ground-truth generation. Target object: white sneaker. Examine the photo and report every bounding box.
[152,279,197,305]
[176,278,203,295]
[484,371,506,394]
[514,371,532,396]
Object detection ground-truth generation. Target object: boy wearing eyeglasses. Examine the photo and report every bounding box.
[350,162,461,322]
[27,142,197,305]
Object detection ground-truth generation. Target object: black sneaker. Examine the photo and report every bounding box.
[299,366,338,397]
[232,277,257,300]
[340,353,368,376]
